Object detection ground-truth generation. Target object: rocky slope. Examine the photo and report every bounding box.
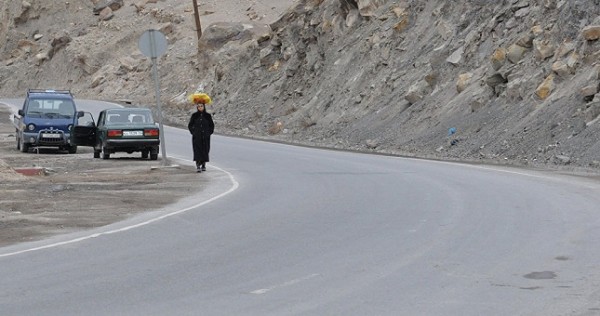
[1,0,600,171]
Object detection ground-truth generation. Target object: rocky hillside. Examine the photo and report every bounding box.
[1,0,600,171]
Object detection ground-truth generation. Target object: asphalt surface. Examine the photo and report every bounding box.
[2,100,600,315]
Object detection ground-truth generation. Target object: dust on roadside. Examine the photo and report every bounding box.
[0,104,206,248]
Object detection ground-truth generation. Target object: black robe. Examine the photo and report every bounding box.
[188,111,214,162]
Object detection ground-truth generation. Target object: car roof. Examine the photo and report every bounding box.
[105,107,152,112]
[29,94,74,100]
[27,89,74,99]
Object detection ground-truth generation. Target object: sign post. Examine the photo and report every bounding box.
[138,29,169,165]
[192,0,203,44]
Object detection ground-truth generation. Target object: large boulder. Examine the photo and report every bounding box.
[48,35,71,59]
[98,7,114,21]
[14,1,32,24]
[490,48,506,71]
[507,44,527,64]
[581,85,598,98]
[405,80,430,105]
[555,40,576,58]
[552,61,571,77]
[93,0,124,14]
[201,22,270,50]
[535,74,555,100]
[456,72,473,93]
[582,25,600,41]
[486,73,508,89]
[357,0,388,17]
[533,39,555,60]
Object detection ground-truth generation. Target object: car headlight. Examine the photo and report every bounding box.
[27,123,36,131]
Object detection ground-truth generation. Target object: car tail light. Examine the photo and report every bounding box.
[144,129,159,137]
[107,130,122,137]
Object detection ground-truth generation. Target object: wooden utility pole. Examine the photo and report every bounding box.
[192,0,202,42]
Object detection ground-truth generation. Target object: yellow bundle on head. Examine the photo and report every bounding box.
[189,92,212,105]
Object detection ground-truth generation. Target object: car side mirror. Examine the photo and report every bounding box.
[18,109,24,116]
[77,111,85,118]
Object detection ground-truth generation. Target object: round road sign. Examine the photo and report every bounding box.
[139,29,168,58]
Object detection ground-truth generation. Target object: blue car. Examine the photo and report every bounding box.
[14,89,79,153]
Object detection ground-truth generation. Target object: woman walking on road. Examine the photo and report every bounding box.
[188,93,214,173]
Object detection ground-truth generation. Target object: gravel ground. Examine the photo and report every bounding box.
[0,104,209,247]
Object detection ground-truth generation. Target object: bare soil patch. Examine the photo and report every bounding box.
[0,104,206,247]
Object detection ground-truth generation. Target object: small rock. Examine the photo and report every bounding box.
[365,139,378,149]
[515,7,530,18]
[554,155,571,164]
[34,52,49,65]
[446,47,464,65]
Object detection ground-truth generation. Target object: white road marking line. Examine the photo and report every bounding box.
[0,157,239,258]
[250,274,320,295]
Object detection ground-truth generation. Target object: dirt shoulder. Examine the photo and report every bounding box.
[0,104,208,248]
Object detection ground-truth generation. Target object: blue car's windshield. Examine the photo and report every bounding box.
[27,99,75,119]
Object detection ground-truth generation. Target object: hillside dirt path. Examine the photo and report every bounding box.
[0,104,209,247]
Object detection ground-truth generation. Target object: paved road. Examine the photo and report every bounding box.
[2,100,600,315]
